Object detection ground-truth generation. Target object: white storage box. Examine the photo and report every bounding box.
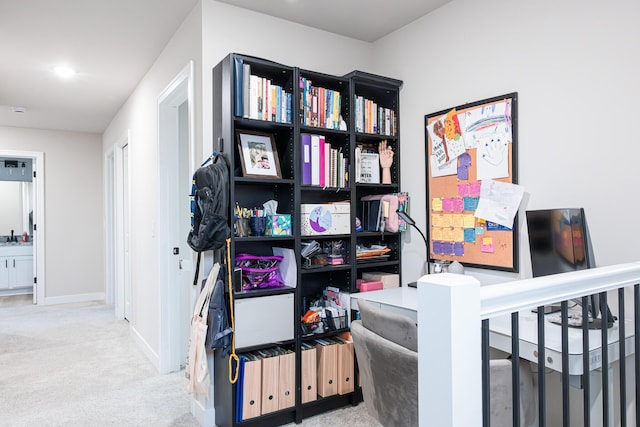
[234,293,294,348]
[301,203,351,235]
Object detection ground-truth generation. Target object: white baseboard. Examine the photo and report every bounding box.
[42,292,105,305]
[130,324,160,372]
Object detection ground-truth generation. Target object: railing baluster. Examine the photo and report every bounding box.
[618,288,626,426]
[511,312,520,427]
[601,292,610,426]
[482,319,490,427]
[537,306,546,427]
[561,300,570,427]
[582,296,590,427]
[635,284,640,426]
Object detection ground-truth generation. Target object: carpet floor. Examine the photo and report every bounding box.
[0,295,379,426]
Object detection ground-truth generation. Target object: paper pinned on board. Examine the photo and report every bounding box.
[473,179,524,228]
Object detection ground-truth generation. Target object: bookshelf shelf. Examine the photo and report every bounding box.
[212,53,402,426]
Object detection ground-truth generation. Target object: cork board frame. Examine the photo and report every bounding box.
[425,93,518,272]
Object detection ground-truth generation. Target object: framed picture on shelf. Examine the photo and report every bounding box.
[236,130,282,178]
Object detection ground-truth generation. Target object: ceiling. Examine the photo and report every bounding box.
[0,0,448,134]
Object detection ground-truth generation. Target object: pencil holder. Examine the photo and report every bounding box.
[249,216,266,236]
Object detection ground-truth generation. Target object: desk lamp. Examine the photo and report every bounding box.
[397,210,429,288]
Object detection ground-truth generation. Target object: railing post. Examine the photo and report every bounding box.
[417,273,482,427]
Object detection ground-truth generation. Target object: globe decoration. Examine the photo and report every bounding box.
[308,206,332,233]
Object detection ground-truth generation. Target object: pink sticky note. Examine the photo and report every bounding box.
[442,198,454,211]
[481,237,494,253]
[452,198,464,212]
[458,183,470,197]
[469,181,482,197]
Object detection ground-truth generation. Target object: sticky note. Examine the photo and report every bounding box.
[469,181,481,197]
[432,197,443,211]
[463,196,479,211]
[458,183,470,197]
[451,214,464,228]
[432,227,444,241]
[457,165,469,180]
[475,227,485,235]
[463,214,476,228]
[464,228,476,243]
[452,228,464,242]
[432,214,444,227]
[481,237,494,253]
[453,242,464,256]
[442,198,454,211]
[452,198,464,212]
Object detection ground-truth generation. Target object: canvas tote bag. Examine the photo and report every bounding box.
[186,262,221,397]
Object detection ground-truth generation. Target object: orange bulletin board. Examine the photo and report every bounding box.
[425,93,518,272]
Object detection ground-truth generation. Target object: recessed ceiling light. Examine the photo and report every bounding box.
[52,65,76,78]
[11,106,27,113]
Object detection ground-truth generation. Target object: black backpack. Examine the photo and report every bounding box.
[187,153,231,284]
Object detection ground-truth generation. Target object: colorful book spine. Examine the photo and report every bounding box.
[301,133,312,185]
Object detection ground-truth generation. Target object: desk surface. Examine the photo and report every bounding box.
[352,286,634,375]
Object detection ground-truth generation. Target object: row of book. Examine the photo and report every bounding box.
[235,337,354,422]
[354,95,397,136]
[300,77,343,130]
[233,58,292,123]
[301,133,349,188]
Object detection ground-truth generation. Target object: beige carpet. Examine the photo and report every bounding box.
[0,295,379,427]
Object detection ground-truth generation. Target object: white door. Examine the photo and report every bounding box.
[123,143,131,320]
[158,62,195,373]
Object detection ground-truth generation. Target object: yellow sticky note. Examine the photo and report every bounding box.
[463,214,476,228]
[451,214,464,228]
[441,214,453,228]
[432,214,443,227]
[432,198,443,211]
[452,228,464,242]
[442,227,454,241]
[432,227,444,241]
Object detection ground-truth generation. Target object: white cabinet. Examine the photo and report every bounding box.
[0,246,33,290]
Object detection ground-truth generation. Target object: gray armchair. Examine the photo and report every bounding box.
[352,299,536,427]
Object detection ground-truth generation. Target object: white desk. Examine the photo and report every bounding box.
[352,286,636,424]
[352,286,634,376]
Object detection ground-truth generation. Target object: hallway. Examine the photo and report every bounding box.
[0,296,198,426]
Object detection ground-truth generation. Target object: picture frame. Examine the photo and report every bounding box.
[236,130,282,179]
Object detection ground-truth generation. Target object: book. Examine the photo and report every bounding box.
[359,152,380,183]
[301,133,312,185]
[323,140,330,187]
[318,135,325,186]
[311,135,321,185]
[233,57,244,117]
[249,75,259,120]
[242,64,250,119]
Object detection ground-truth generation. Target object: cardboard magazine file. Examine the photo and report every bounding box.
[315,338,338,397]
[301,343,317,403]
[257,349,279,415]
[336,333,355,395]
[241,353,262,420]
[361,271,400,289]
[278,349,295,410]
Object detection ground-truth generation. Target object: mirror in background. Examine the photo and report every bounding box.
[0,181,33,238]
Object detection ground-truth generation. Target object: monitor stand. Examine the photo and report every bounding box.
[407,281,417,288]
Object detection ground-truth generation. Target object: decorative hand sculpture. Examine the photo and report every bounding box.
[378,140,394,184]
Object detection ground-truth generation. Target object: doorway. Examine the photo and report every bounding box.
[158,61,196,373]
[105,133,131,320]
[0,150,44,304]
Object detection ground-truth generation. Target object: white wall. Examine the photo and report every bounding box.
[201,0,374,150]
[102,5,202,360]
[0,126,104,298]
[373,0,640,285]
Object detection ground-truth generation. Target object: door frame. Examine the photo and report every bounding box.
[0,150,44,304]
[105,131,131,319]
[157,61,196,373]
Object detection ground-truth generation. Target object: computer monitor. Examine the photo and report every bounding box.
[526,208,614,328]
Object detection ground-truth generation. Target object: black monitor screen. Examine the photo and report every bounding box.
[526,208,590,278]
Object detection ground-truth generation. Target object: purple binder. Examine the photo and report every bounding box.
[301,133,312,185]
